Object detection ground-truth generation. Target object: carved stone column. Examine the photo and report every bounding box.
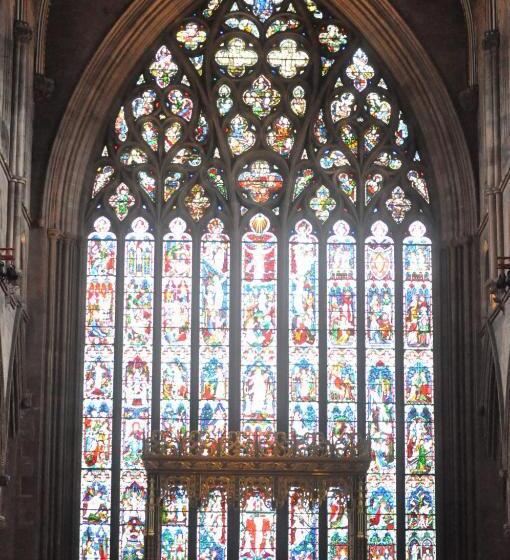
[39,230,82,560]
[482,29,501,278]
[438,237,479,560]
[7,20,33,287]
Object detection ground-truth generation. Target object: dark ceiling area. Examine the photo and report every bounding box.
[31,0,475,220]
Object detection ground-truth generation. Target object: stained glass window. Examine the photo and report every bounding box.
[81,0,436,558]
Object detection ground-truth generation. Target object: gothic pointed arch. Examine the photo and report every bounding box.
[37,1,478,559]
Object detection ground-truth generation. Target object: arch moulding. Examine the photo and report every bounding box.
[40,0,476,243]
[33,3,481,560]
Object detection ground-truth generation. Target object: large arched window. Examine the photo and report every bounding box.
[80,0,435,558]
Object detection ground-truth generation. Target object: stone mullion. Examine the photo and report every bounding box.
[277,218,289,558]
[227,216,241,559]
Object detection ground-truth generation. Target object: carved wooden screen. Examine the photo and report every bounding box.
[79,0,436,558]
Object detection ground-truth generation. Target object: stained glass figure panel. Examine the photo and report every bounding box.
[241,214,277,433]
[81,217,116,560]
[120,217,154,559]
[240,489,276,560]
[327,221,357,448]
[289,488,319,559]
[289,220,319,437]
[365,221,397,558]
[404,222,435,560]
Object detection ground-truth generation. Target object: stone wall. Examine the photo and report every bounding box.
[0,0,35,556]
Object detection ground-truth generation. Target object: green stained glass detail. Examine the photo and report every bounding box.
[109,183,135,220]
[207,166,228,198]
[167,89,194,121]
[243,75,281,118]
[149,45,179,88]
[341,125,358,155]
[310,185,336,221]
[293,167,314,199]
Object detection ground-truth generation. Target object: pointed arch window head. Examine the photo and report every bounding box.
[81,0,436,558]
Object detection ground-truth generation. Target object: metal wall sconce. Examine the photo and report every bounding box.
[0,248,18,283]
[489,256,510,305]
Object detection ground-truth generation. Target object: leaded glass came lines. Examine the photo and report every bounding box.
[81,0,436,557]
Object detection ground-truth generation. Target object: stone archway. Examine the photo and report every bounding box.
[34,1,479,559]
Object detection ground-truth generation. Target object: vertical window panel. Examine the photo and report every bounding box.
[80,217,116,559]
[289,219,319,438]
[198,490,228,560]
[240,489,276,560]
[198,218,229,559]
[327,220,357,448]
[160,217,192,558]
[161,488,188,560]
[403,221,435,560]
[119,217,154,559]
[240,214,277,433]
[327,220,356,555]
[365,221,397,559]
[327,489,350,560]
[199,218,230,438]
[289,488,319,559]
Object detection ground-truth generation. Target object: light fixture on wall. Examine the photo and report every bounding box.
[490,256,510,305]
[0,248,18,283]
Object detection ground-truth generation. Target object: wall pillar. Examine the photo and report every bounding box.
[439,237,479,560]
[39,229,81,560]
